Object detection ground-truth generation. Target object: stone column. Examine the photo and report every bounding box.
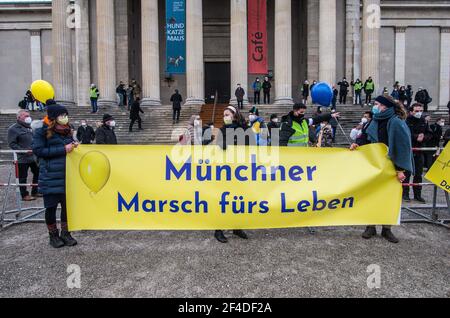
[307,0,320,81]
[362,0,380,93]
[274,0,293,106]
[52,0,75,106]
[30,30,42,82]
[439,27,450,108]
[345,0,361,84]
[230,0,248,105]
[141,0,161,106]
[319,0,336,85]
[394,27,406,86]
[185,0,205,106]
[75,0,91,107]
[96,0,117,107]
[115,0,129,84]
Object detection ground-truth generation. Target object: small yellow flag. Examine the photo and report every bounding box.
[425,144,450,193]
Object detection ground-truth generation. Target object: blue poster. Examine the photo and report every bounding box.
[166,0,186,74]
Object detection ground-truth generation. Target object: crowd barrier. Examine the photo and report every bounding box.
[0,148,448,230]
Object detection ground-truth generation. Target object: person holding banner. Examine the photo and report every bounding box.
[32,104,78,248]
[214,105,250,243]
[350,95,414,244]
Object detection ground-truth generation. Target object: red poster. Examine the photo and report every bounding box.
[248,0,268,75]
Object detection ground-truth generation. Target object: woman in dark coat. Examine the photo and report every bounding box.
[350,95,413,244]
[214,105,250,243]
[129,97,144,132]
[33,104,78,248]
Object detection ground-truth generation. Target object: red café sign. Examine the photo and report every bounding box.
[248,0,268,75]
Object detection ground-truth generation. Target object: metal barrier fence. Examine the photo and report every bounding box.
[0,148,449,230]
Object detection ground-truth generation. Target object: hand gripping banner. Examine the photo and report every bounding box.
[67,144,402,231]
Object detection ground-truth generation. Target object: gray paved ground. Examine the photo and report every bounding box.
[0,164,449,298]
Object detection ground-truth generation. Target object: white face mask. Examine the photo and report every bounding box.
[249,115,257,122]
[109,121,116,128]
[361,118,368,124]
[81,122,87,127]
[272,118,279,123]
[414,112,423,119]
[24,117,32,125]
[194,120,200,126]
[438,121,445,127]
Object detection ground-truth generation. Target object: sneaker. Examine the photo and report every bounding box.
[362,226,377,239]
[60,231,78,247]
[381,228,399,244]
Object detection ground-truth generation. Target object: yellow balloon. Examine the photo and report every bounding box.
[30,80,55,103]
[79,151,111,194]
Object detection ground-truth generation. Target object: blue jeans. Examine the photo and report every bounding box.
[91,98,98,113]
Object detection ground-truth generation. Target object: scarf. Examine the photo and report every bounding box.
[366,108,414,173]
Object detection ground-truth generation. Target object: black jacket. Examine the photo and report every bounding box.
[130,101,144,120]
[429,123,443,147]
[337,80,350,93]
[95,125,118,145]
[262,81,272,93]
[77,125,95,144]
[218,123,254,149]
[406,115,432,148]
[170,93,183,110]
[8,122,35,164]
[279,112,332,147]
[415,90,432,105]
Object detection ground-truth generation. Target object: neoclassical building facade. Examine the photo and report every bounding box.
[0,0,449,112]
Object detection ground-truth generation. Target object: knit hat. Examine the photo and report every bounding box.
[249,106,259,116]
[47,104,68,120]
[102,114,114,123]
[375,95,396,108]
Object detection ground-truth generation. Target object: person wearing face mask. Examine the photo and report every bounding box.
[262,77,272,104]
[404,103,430,203]
[350,95,413,243]
[267,114,280,145]
[355,111,373,146]
[76,120,95,144]
[8,110,40,201]
[235,84,246,110]
[248,107,268,146]
[301,80,310,105]
[252,78,262,105]
[96,114,118,145]
[183,115,203,145]
[350,123,364,142]
[214,106,250,243]
[202,122,216,146]
[316,121,333,148]
[429,117,446,163]
[279,103,340,147]
[32,104,79,248]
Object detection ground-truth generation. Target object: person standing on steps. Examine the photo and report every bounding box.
[129,97,144,132]
[76,119,96,144]
[337,78,350,105]
[235,84,246,110]
[252,78,262,105]
[170,89,183,124]
[90,84,100,113]
[262,76,272,104]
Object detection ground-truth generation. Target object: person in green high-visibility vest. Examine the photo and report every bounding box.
[279,103,340,147]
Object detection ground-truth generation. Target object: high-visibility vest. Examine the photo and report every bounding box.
[354,82,363,91]
[90,88,98,99]
[288,120,309,147]
[365,81,375,91]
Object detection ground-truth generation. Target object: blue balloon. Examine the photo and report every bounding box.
[311,82,333,107]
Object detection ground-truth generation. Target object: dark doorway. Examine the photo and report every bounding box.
[204,62,231,104]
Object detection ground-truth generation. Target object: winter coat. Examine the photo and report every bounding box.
[8,121,36,164]
[170,93,183,110]
[76,125,95,144]
[262,81,272,93]
[95,125,118,145]
[130,101,144,120]
[252,81,262,92]
[337,80,350,93]
[235,88,245,101]
[406,115,432,148]
[32,123,74,195]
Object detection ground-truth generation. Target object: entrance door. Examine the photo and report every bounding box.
[204,62,231,104]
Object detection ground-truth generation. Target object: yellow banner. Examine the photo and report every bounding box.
[66,144,402,231]
[425,144,450,193]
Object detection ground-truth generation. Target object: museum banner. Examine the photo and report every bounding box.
[248,0,268,74]
[166,0,186,74]
[66,144,402,231]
